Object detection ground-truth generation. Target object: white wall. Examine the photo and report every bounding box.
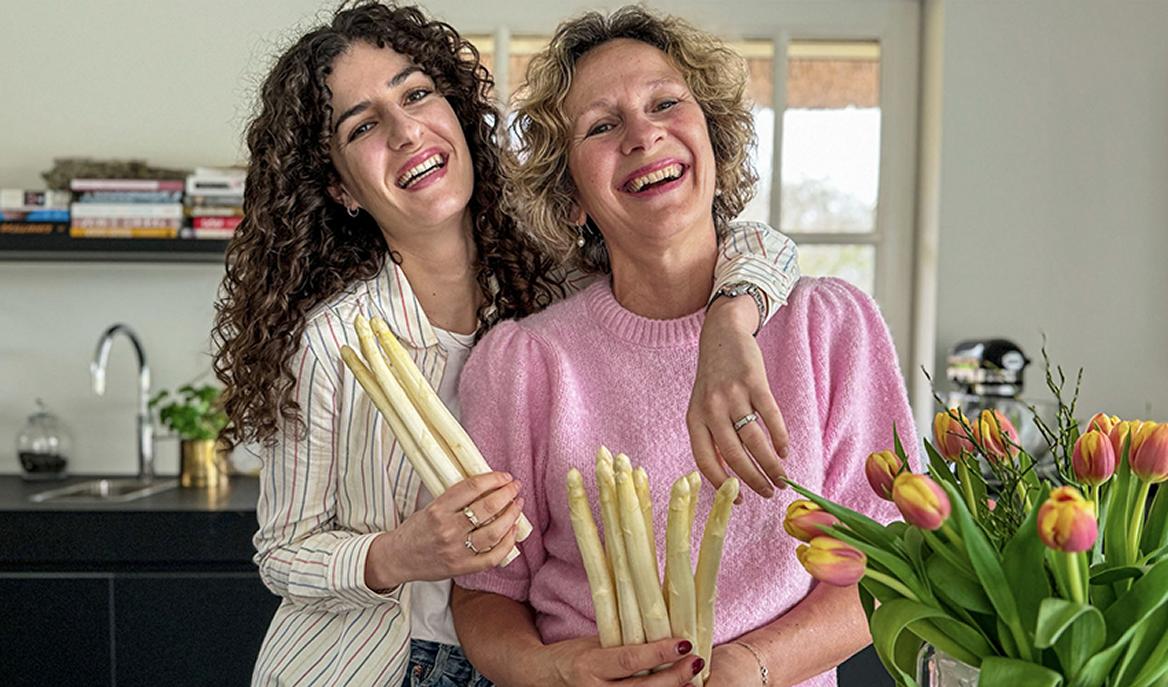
[933,0,1168,421]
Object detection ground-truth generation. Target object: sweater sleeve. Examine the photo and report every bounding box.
[808,278,918,523]
[252,330,404,612]
[712,220,801,321]
[455,320,555,602]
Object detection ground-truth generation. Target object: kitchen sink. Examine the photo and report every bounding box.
[30,478,179,504]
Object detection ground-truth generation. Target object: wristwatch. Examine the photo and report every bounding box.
[709,281,767,336]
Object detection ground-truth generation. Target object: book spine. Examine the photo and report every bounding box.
[0,209,70,222]
[69,203,184,219]
[0,221,69,235]
[1,189,71,209]
[186,193,244,207]
[190,227,236,240]
[70,179,185,192]
[74,190,185,203]
[69,226,180,238]
[72,217,182,229]
[192,216,242,230]
[188,206,243,217]
[185,177,245,196]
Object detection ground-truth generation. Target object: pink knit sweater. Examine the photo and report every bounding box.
[457,277,917,685]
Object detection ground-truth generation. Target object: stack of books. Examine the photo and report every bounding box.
[184,168,244,240]
[69,179,184,238]
[0,190,71,236]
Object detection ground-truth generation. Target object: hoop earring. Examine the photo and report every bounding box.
[347,206,360,218]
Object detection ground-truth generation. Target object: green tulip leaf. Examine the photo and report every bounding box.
[978,656,1064,687]
[1069,557,1168,687]
[1036,599,1102,648]
[927,555,994,614]
[1103,436,1136,564]
[859,579,876,620]
[1111,603,1168,687]
[940,480,1031,661]
[1001,484,1051,632]
[903,525,926,571]
[1123,610,1168,687]
[1088,563,1145,585]
[870,598,984,684]
[924,441,960,490]
[1141,484,1168,555]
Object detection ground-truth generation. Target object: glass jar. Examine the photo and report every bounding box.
[16,399,71,480]
[916,645,980,687]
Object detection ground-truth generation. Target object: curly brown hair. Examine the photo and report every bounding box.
[507,6,759,273]
[213,0,564,448]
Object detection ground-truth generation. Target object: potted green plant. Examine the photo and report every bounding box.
[149,384,229,488]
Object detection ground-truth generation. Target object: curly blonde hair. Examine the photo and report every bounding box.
[507,6,758,273]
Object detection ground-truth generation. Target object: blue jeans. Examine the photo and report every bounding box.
[402,639,494,687]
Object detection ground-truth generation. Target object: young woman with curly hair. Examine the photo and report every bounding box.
[452,7,915,686]
[213,2,801,684]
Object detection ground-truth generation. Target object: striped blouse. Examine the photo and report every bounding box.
[249,220,800,686]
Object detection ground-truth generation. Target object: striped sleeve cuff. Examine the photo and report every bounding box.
[326,532,405,607]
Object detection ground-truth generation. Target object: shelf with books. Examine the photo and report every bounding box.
[0,232,228,263]
[2,174,239,263]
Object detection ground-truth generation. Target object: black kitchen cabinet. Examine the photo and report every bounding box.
[115,574,278,687]
[0,477,272,686]
[0,576,113,687]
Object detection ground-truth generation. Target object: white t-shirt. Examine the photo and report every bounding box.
[409,325,476,645]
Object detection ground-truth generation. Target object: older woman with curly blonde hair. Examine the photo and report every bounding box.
[451,7,916,686]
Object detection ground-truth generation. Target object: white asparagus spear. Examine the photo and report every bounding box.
[596,449,644,645]
[353,317,462,489]
[353,316,521,565]
[695,477,738,681]
[567,468,622,648]
[340,346,444,497]
[370,316,533,543]
[686,471,702,534]
[633,466,659,582]
[615,453,672,643]
[665,475,697,657]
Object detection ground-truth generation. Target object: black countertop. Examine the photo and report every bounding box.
[0,475,260,570]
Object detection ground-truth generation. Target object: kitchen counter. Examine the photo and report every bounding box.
[0,475,260,570]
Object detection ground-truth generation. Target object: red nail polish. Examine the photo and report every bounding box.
[676,640,692,655]
[692,657,705,675]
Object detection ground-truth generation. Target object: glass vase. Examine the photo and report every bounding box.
[916,645,980,687]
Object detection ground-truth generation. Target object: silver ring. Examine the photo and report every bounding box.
[464,534,481,555]
[463,507,481,528]
[733,412,758,432]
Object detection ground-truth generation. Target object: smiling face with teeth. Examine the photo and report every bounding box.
[327,41,474,241]
[565,39,718,264]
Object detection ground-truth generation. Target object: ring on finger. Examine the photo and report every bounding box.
[464,533,481,555]
[733,412,758,433]
[463,506,482,529]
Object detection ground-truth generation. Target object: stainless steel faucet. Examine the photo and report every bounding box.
[91,324,155,481]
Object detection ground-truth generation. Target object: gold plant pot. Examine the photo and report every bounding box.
[180,439,229,489]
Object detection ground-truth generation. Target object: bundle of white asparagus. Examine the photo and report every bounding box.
[339,314,533,565]
[567,446,738,685]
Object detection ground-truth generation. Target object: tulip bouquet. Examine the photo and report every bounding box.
[783,364,1168,686]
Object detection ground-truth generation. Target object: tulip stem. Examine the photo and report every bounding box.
[940,521,965,550]
[956,459,979,519]
[1128,480,1152,560]
[864,569,919,602]
[1065,552,1086,605]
